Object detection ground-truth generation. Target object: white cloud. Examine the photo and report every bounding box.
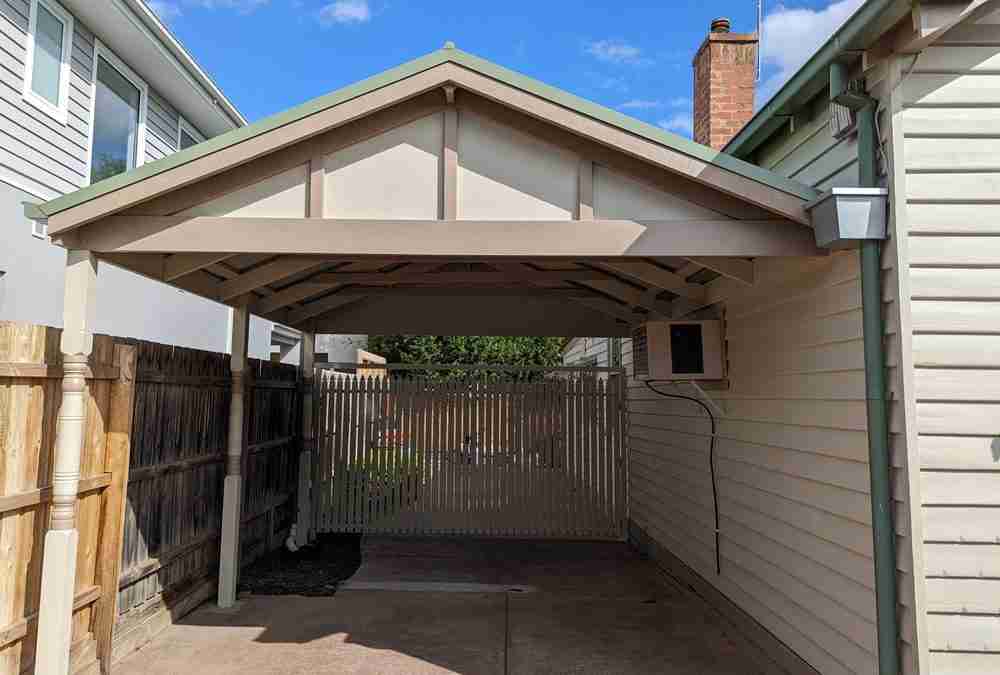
[658,114,693,136]
[759,0,864,105]
[619,97,690,111]
[585,40,649,65]
[318,0,371,25]
[148,1,182,21]
[191,0,269,11]
[619,99,663,110]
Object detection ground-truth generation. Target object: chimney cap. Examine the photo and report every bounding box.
[711,17,731,33]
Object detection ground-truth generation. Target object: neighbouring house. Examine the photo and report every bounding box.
[0,0,361,361]
[561,4,1000,674]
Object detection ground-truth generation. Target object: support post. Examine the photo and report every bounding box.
[218,302,250,608]
[296,332,316,547]
[36,250,98,675]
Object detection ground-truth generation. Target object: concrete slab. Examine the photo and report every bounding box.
[115,537,771,674]
[116,592,505,675]
[508,595,758,675]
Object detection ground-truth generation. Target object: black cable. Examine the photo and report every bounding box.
[644,380,721,576]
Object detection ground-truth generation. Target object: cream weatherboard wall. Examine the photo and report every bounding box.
[890,11,1000,674]
[623,253,878,675]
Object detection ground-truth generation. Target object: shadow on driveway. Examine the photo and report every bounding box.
[115,537,763,674]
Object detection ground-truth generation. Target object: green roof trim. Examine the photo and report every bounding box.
[725,0,906,159]
[32,46,815,220]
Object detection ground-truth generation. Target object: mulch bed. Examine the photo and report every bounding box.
[238,533,362,596]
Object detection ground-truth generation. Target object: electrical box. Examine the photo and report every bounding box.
[632,320,724,380]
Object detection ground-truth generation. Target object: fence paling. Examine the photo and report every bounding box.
[313,369,626,540]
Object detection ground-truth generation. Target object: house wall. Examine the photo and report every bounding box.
[624,253,878,675]
[889,12,1000,674]
[0,0,279,359]
[0,182,273,357]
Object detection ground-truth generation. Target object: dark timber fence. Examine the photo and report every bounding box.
[0,323,302,674]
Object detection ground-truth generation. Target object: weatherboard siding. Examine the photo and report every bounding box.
[0,0,203,199]
[897,13,1000,674]
[754,93,859,192]
[624,253,877,675]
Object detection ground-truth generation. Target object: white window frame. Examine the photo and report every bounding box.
[177,115,205,151]
[86,39,148,185]
[22,0,74,124]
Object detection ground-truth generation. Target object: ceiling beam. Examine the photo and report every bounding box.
[309,270,606,285]
[217,256,331,302]
[285,293,367,325]
[573,297,643,324]
[593,261,706,300]
[77,216,821,257]
[683,257,755,285]
[253,261,444,316]
[577,278,673,318]
[163,253,235,282]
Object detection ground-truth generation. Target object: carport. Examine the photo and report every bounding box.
[24,45,876,674]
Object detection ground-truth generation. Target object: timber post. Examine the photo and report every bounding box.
[218,302,250,608]
[296,332,316,546]
[35,250,98,675]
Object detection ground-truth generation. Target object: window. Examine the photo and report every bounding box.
[23,0,73,121]
[178,117,204,150]
[89,44,146,184]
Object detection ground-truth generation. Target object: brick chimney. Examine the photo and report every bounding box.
[692,17,758,149]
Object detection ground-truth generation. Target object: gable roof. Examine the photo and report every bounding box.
[28,45,817,230]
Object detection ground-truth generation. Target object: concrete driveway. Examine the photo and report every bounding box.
[115,538,769,674]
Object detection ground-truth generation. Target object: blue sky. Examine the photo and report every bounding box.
[149,0,864,136]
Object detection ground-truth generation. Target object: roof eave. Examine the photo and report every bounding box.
[123,0,247,129]
[725,0,910,159]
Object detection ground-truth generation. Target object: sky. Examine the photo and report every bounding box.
[148,0,865,137]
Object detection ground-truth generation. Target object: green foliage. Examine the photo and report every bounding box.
[367,335,564,380]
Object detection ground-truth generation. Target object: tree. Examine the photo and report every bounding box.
[367,335,565,380]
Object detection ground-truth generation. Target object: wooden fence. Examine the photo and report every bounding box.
[314,372,627,539]
[0,323,301,674]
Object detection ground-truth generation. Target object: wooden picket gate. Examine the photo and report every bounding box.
[312,367,627,540]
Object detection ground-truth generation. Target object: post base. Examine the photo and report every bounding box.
[218,474,243,608]
[36,529,79,675]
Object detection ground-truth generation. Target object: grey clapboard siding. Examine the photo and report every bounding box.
[562,336,611,367]
[623,253,877,675]
[145,89,179,163]
[754,92,860,192]
[898,14,1000,673]
[0,0,200,199]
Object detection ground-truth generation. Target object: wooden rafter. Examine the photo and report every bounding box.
[593,261,706,300]
[163,253,235,282]
[217,256,333,302]
[683,257,755,285]
[576,277,673,318]
[309,270,606,285]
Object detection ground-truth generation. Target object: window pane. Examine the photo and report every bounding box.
[91,57,141,183]
[31,4,64,106]
[179,129,198,150]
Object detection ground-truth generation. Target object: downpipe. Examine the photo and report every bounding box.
[833,63,899,675]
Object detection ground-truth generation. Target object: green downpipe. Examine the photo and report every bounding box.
[847,80,900,675]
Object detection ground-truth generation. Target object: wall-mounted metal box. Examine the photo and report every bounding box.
[805,187,888,250]
[631,320,724,381]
